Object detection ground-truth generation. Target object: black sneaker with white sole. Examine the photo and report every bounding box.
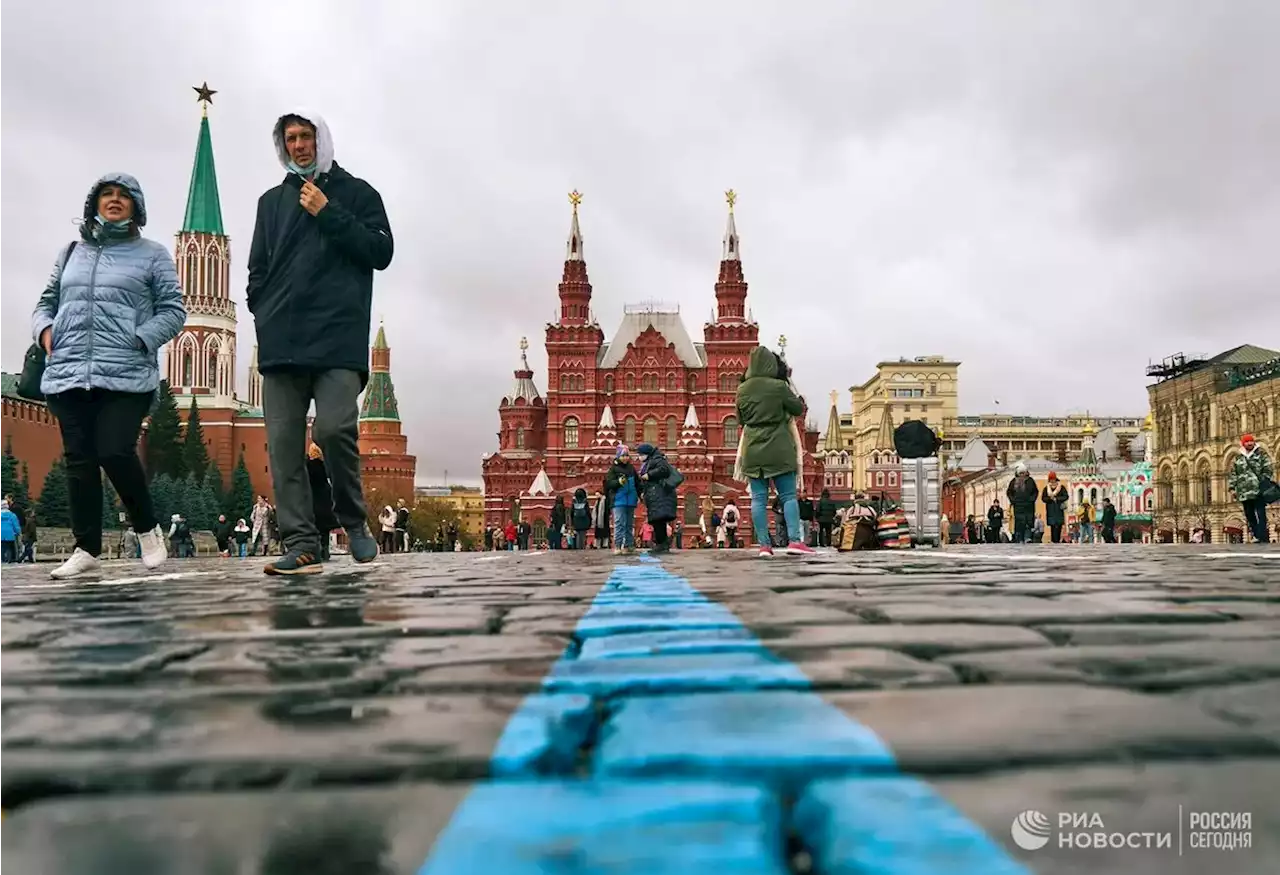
[264,549,324,576]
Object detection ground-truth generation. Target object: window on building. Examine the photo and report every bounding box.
[667,372,677,391]
[666,416,679,448]
[625,373,635,391]
[624,416,636,444]
[605,374,615,393]
[888,471,897,486]
[643,417,658,445]
[516,426,525,449]
[688,373,698,392]
[876,472,885,487]
[684,491,700,524]
[564,417,579,449]
[181,351,193,386]
[207,358,217,390]
[723,416,739,447]
[533,519,547,543]
[644,374,659,391]
[559,374,568,391]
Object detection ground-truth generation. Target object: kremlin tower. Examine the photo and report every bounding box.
[357,323,417,502]
[159,84,272,496]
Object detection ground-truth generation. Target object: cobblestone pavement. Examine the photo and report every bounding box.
[3,545,1278,874]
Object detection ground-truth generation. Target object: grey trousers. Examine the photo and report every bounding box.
[263,369,368,554]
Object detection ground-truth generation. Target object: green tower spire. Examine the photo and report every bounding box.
[183,94,225,235]
[360,320,402,422]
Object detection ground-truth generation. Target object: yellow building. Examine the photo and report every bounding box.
[415,485,486,542]
[835,355,1143,493]
[1147,345,1279,542]
[844,356,961,492]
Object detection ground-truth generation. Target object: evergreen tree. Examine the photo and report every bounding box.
[18,462,33,518]
[150,474,177,527]
[0,434,18,498]
[202,480,224,530]
[206,461,226,509]
[37,459,71,527]
[182,398,211,485]
[145,381,185,480]
[227,455,255,523]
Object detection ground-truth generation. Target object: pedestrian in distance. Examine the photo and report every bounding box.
[1228,433,1275,543]
[734,346,815,558]
[634,443,679,554]
[604,445,639,554]
[247,109,393,575]
[1005,461,1039,543]
[31,173,184,579]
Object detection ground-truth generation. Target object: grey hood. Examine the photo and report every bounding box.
[272,109,335,175]
[82,172,147,227]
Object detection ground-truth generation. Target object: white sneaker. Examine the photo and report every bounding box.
[50,548,101,580]
[139,525,168,570]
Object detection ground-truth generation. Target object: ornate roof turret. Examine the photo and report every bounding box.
[874,390,896,451]
[1142,412,1153,464]
[822,390,844,453]
[502,337,544,406]
[678,403,706,448]
[183,83,224,235]
[527,467,554,497]
[1074,417,1102,478]
[359,320,402,422]
[594,404,618,447]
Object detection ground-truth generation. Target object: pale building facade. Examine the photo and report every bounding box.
[844,357,960,493]
[834,356,1143,497]
[1148,345,1279,543]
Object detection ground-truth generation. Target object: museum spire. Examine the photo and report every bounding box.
[558,190,593,326]
[714,189,749,323]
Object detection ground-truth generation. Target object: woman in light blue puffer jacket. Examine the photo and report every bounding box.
[31,173,187,579]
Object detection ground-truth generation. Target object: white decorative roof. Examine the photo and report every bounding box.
[594,405,618,446]
[502,339,543,405]
[566,203,584,262]
[597,309,706,369]
[527,467,554,496]
[722,205,740,261]
[955,437,994,471]
[678,403,706,448]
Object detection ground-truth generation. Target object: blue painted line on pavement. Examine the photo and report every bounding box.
[418,557,1030,874]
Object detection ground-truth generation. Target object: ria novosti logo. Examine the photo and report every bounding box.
[1011,810,1052,850]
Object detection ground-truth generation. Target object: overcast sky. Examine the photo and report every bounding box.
[4,1,1278,484]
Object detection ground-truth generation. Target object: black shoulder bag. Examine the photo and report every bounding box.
[18,241,78,402]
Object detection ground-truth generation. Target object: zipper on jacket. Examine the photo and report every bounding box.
[84,244,105,389]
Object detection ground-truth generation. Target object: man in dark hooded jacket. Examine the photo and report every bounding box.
[248,110,392,575]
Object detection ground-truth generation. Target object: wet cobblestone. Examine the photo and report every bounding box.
[3,545,1278,873]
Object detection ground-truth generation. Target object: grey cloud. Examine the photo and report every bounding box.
[4,0,1277,484]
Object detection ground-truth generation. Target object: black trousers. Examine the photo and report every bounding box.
[1242,499,1270,543]
[1049,523,1063,543]
[818,523,833,547]
[47,389,157,557]
[652,520,669,545]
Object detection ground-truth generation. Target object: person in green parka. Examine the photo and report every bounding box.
[735,347,816,557]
